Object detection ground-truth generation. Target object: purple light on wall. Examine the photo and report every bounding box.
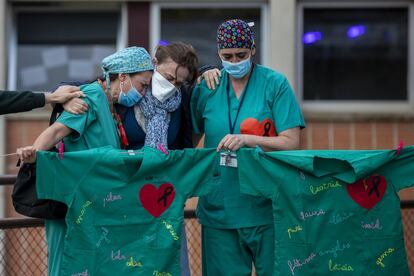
[303,31,322,44]
[347,25,366,39]
[159,40,169,46]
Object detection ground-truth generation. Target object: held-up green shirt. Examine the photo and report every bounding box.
[238,147,414,276]
[191,64,305,228]
[36,147,219,276]
[48,81,120,276]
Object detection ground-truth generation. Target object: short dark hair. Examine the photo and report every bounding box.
[155,42,198,85]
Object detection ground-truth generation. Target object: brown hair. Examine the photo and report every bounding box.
[155,42,198,85]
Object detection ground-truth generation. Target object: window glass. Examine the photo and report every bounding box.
[161,8,261,67]
[303,8,408,101]
[16,12,119,90]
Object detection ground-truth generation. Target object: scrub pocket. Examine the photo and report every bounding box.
[198,177,224,211]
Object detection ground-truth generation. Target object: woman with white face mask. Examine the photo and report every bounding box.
[115,42,198,152]
[136,43,199,150]
[113,42,198,276]
[191,19,306,275]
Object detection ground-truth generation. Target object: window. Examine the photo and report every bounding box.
[14,12,119,91]
[159,7,262,67]
[302,7,408,101]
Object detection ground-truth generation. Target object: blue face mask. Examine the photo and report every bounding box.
[118,78,143,107]
[221,57,252,79]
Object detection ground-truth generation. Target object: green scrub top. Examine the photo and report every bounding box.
[47,81,120,276]
[191,64,305,228]
[36,147,219,276]
[57,81,120,151]
[238,147,414,276]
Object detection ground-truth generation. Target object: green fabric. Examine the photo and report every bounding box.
[191,64,305,228]
[48,81,120,276]
[202,225,274,276]
[238,146,414,276]
[56,81,120,151]
[36,147,219,276]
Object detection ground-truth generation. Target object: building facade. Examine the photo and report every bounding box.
[0,0,413,273]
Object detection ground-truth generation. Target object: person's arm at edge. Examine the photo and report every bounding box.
[0,90,45,115]
[16,122,72,163]
[0,86,83,115]
[192,133,204,148]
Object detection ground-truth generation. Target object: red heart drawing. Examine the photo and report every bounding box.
[346,175,387,210]
[240,118,276,137]
[139,183,176,218]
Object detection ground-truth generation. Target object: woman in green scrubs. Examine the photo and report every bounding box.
[191,19,306,275]
[17,46,154,276]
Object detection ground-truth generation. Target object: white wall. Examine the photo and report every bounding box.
[0,0,6,174]
[0,0,6,259]
[269,0,296,91]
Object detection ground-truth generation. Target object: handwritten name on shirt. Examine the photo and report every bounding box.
[319,240,351,258]
[329,259,354,272]
[160,219,179,241]
[76,201,92,224]
[300,209,326,221]
[361,218,383,230]
[287,252,316,276]
[287,225,303,239]
[376,248,395,268]
[103,192,122,207]
[153,270,171,276]
[111,250,126,261]
[126,256,143,267]
[310,181,342,195]
[71,270,89,276]
[96,227,110,248]
[329,212,354,225]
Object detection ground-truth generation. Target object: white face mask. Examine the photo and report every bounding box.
[151,69,177,103]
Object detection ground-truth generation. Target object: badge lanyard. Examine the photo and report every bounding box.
[226,64,255,134]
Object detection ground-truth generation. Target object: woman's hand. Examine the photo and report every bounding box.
[197,68,221,90]
[16,146,37,164]
[63,98,88,115]
[217,134,249,152]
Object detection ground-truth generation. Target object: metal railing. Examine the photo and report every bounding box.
[0,175,413,275]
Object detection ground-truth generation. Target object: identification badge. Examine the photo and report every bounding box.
[220,152,238,168]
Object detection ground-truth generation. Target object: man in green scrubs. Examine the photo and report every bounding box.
[17,46,154,275]
[191,19,305,275]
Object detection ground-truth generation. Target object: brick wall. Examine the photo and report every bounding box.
[300,119,414,200]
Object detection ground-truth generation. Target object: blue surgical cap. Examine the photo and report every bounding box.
[101,46,153,93]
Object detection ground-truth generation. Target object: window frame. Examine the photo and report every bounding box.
[150,1,269,67]
[297,1,414,116]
